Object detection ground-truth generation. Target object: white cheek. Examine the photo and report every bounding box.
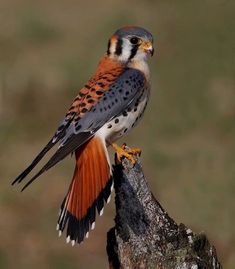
[118,39,131,62]
[133,50,147,61]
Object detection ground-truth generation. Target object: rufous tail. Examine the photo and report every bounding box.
[57,136,113,245]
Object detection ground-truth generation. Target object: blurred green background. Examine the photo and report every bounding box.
[0,0,234,268]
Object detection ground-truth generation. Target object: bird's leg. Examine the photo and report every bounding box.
[111,143,141,165]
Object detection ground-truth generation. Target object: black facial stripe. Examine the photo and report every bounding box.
[107,39,111,55]
[115,38,123,56]
[128,46,138,60]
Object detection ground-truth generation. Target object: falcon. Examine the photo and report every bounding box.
[12,26,154,246]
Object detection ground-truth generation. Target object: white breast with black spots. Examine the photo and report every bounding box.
[96,89,149,144]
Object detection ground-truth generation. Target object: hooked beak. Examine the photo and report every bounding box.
[148,46,154,56]
[140,41,154,57]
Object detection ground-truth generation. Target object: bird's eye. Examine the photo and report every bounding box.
[130,37,139,45]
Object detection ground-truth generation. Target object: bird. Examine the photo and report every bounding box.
[12,26,154,246]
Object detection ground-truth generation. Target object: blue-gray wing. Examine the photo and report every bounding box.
[13,68,146,190]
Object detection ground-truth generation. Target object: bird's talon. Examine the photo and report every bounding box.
[112,143,141,165]
[127,147,141,156]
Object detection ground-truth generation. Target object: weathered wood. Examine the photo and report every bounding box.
[107,156,222,269]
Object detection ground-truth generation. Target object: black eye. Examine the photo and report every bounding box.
[130,37,139,45]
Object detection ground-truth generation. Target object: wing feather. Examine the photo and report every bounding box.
[12,115,75,185]
[21,132,92,191]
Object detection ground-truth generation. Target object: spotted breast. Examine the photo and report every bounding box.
[96,84,150,144]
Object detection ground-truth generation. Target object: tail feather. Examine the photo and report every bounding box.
[57,136,113,244]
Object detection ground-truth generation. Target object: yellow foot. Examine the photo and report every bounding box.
[111,143,141,165]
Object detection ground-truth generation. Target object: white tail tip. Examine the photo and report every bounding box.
[107,195,111,204]
[66,236,70,244]
[91,222,95,230]
[111,182,114,192]
[99,208,104,216]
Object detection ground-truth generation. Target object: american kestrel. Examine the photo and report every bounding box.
[12,26,154,245]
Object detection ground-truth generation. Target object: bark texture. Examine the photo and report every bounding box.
[107,157,222,269]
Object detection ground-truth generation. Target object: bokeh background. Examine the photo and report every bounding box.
[0,0,234,268]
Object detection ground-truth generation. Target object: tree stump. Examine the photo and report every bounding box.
[106,156,222,269]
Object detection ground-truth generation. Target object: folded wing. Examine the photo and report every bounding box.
[12,68,146,192]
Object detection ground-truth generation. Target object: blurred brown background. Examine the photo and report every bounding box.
[0,0,234,268]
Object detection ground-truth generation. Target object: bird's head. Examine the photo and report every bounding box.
[107,26,154,63]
